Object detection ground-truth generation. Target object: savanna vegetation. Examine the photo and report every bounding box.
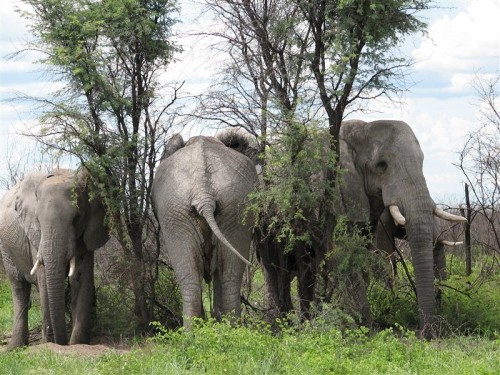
[1,0,499,372]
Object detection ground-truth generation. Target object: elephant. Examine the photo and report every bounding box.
[152,129,258,327]
[375,206,464,281]
[0,168,109,349]
[338,119,466,338]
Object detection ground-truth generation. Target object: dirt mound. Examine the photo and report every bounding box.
[28,342,130,356]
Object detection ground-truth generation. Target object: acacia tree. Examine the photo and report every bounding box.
[458,73,500,269]
[199,0,430,322]
[17,0,182,331]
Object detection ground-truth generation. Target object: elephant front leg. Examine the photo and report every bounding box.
[7,278,31,349]
[69,251,95,344]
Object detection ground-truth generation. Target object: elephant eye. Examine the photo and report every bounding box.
[376,161,388,172]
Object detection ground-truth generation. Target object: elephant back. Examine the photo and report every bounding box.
[152,136,257,224]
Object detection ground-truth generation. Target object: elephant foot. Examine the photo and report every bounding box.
[7,336,29,351]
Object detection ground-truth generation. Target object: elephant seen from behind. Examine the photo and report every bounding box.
[152,129,258,326]
[0,169,109,349]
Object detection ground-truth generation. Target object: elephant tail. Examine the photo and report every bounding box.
[198,207,252,267]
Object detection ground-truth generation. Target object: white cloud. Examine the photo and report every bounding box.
[413,0,500,74]
[0,0,497,203]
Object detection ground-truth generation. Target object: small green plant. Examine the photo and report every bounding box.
[319,216,374,324]
[438,263,500,336]
[368,274,419,330]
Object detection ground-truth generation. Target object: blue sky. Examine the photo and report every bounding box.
[1,0,499,203]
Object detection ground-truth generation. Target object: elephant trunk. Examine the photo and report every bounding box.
[400,189,437,339]
[40,229,70,345]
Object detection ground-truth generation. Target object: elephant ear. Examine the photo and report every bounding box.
[14,171,49,249]
[338,137,370,223]
[216,127,260,166]
[161,134,185,160]
[83,197,109,251]
[76,170,110,251]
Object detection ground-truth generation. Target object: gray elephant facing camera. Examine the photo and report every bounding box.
[152,129,258,326]
[338,119,466,338]
[0,169,109,349]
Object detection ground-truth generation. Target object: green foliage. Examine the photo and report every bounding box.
[95,263,182,336]
[368,254,500,335]
[318,216,374,322]
[438,256,500,336]
[329,216,373,275]
[369,275,419,330]
[95,283,137,337]
[1,284,499,375]
[248,124,338,251]
[18,0,182,330]
[18,0,181,244]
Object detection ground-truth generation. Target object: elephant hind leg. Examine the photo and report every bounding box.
[179,280,204,328]
[212,225,250,321]
[165,234,205,328]
[212,254,247,321]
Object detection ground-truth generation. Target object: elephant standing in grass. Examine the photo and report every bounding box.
[0,169,108,349]
[338,119,466,338]
[152,129,258,326]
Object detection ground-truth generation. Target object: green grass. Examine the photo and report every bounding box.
[0,277,13,340]
[0,321,498,374]
[1,260,499,375]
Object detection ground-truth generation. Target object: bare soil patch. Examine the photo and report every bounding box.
[2,329,132,356]
[28,341,130,356]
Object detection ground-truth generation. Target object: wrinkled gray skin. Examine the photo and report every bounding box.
[375,207,463,281]
[339,119,466,338]
[0,169,109,349]
[152,130,258,326]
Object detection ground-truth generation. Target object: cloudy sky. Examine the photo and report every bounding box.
[1,0,499,203]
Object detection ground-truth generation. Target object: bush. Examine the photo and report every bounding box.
[368,253,499,336]
[94,264,182,338]
[368,277,419,330]
[438,269,499,335]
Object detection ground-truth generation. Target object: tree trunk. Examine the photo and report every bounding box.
[464,183,472,276]
[255,228,294,325]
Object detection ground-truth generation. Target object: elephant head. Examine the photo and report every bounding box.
[339,119,466,338]
[0,168,108,348]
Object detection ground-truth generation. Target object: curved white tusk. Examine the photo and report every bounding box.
[433,207,468,223]
[30,258,42,276]
[440,240,463,246]
[68,257,76,278]
[389,205,406,226]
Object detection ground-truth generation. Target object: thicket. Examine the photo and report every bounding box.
[2,0,498,349]
[1,280,499,374]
